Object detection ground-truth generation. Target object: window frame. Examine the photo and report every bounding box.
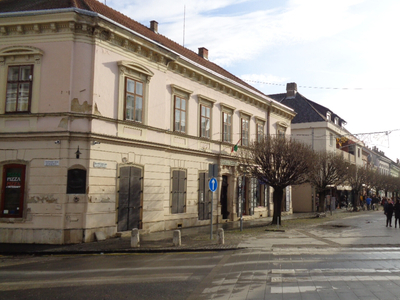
[239,111,252,147]
[0,46,43,115]
[198,95,216,139]
[170,85,192,134]
[277,121,288,137]
[326,112,331,121]
[221,103,235,143]
[174,95,187,133]
[222,111,232,143]
[1,163,26,218]
[241,118,249,146]
[124,77,144,123]
[200,103,211,138]
[5,65,33,113]
[255,117,266,143]
[117,61,154,125]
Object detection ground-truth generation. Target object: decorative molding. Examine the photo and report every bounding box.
[0,14,293,119]
[220,103,236,112]
[198,94,216,105]
[170,84,193,98]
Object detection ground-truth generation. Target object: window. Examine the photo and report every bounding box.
[67,168,87,194]
[117,61,154,124]
[6,65,33,113]
[170,85,192,134]
[256,180,266,207]
[334,117,339,125]
[200,104,211,138]
[255,118,265,142]
[221,103,235,143]
[0,46,43,114]
[1,164,26,218]
[174,95,187,133]
[125,77,143,122]
[171,170,186,214]
[241,118,249,146]
[222,112,232,143]
[277,122,288,137]
[198,95,215,139]
[326,112,331,121]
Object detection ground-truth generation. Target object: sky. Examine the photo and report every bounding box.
[105,0,400,162]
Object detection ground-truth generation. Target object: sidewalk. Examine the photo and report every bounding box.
[0,211,335,256]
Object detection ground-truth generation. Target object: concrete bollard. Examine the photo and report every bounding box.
[217,228,225,245]
[131,228,140,248]
[173,230,181,246]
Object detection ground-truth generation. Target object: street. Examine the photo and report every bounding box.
[2,211,400,300]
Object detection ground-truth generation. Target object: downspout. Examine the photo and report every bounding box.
[267,105,271,216]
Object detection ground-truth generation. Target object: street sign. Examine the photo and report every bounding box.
[208,164,219,178]
[209,177,218,192]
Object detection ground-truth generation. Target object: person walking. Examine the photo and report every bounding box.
[385,199,394,227]
[395,199,400,228]
[366,196,372,210]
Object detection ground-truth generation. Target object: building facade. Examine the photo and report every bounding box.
[268,83,364,212]
[0,0,295,244]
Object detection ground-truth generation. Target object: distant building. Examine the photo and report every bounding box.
[268,83,364,212]
[0,0,295,244]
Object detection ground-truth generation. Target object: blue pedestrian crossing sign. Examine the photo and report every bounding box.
[209,178,218,192]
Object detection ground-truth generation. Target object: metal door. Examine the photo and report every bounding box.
[118,166,142,231]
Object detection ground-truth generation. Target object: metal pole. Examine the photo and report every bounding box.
[210,191,213,239]
[277,216,280,229]
[240,176,244,231]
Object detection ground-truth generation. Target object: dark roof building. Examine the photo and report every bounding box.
[268,82,347,127]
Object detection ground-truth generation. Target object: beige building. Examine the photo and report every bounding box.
[0,0,295,244]
[269,83,364,212]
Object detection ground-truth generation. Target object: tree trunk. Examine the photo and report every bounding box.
[272,188,284,225]
[352,190,359,208]
[318,191,326,212]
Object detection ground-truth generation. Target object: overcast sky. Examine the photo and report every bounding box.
[106,0,400,162]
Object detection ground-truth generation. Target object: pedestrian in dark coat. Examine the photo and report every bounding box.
[395,199,400,228]
[385,199,394,227]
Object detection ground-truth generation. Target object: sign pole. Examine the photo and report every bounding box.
[210,190,213,240]
[208,176,218,240]
[208,164,218,240]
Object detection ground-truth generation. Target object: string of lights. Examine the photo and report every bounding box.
[242,79,395,91]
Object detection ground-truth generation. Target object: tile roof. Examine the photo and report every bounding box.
[0,0,262,96]
[268,92,346,125]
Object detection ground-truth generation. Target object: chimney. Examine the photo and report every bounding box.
[150,20,158,33]
[286,82,297,98]
[198,47,208,60]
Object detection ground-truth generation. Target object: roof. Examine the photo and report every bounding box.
[268,91,346,125]
[0,0,262,97]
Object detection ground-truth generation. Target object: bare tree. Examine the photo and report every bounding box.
[307,151,349,212]
[240,135,315,225]
[346,165,369,208]
[367,168,385,197]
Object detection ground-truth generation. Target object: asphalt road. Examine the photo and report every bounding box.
[1,211,400,300]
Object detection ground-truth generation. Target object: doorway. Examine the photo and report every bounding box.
[220,175,229,219]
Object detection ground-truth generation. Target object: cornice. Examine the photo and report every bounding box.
[0,11,294,120]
